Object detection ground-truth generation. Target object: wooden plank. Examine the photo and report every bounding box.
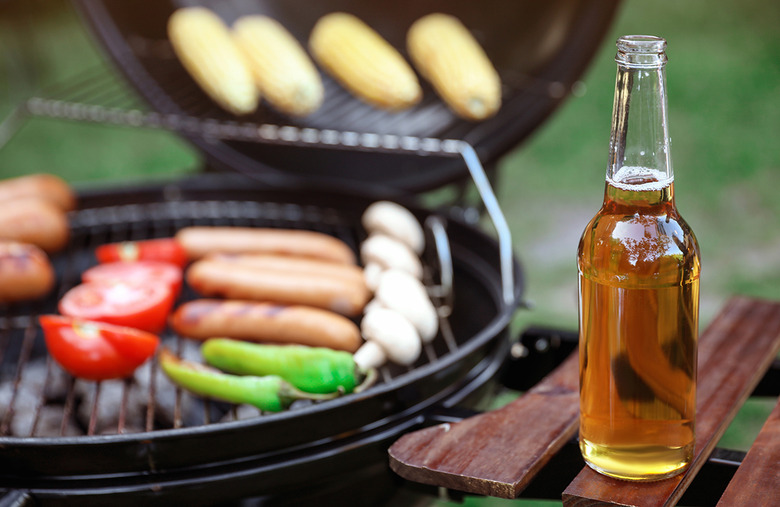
[388,351,580,498]
[562,296,780,507]
[716,395,780,506]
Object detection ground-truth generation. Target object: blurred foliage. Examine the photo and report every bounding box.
[500,0,780,333]
[0,0,201,185]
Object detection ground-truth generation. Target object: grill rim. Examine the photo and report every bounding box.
[0,173,523,478]
[0,337,509,506]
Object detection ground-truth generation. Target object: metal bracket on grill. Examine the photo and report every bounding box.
[424,215,454,314]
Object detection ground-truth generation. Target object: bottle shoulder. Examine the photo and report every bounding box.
[578,205,700,287]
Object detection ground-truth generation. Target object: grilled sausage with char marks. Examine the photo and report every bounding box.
[170,299,362,352]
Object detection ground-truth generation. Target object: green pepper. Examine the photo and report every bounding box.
[201,339,370,394]
[158,349,336,412]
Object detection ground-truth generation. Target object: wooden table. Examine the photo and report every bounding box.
[389,296,780,506]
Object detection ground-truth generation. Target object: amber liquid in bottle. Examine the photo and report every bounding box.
[577,36,700,481]
[578,168,700,480]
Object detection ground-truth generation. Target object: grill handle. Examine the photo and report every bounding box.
[21,99,517,306]
[455,142,514,306]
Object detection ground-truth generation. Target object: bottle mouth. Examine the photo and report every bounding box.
[616,35,667,67]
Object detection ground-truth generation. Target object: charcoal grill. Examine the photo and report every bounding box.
[0,173,524,505]
[0,0,626,504]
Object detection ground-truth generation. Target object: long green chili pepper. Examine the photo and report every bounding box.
[201,338,373,394]
[158,349,337,412]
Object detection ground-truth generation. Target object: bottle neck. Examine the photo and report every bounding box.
[607,36,673,189]
[604,176,674,209]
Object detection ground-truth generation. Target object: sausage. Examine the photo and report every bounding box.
[0,198,69,253]
[170,299,362,352]
[0,173,76,211]
[208,253,366,287]
[175,226,356,265]
[186,257,370,316]
[0,241,55,303]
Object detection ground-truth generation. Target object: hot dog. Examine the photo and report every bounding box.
[0,198,69,253]
[207,253,367,287]
[0,173,76,211]
[175,226,356,265]
[170,299,362,352]
[186,256,370,316]
[0,241,55,303]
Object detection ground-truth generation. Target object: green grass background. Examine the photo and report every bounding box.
[1,0,778,505]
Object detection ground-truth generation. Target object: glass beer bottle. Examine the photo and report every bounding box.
[577,35,701,481]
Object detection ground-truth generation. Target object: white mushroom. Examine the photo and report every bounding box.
[375,269,438,343]
[362,262,385,292]
[361,307,421,366]
[363,298,385,315]
[362,201,425,255]
[353,340,387,370]
[360,234,423,279]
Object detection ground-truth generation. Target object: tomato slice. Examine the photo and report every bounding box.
[95,238,188,268]
[59,280,174,333]
[39,315,159,380]
[82,261,183,297]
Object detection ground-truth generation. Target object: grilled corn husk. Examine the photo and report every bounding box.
[233,15,324,116]
[407,13,501,121]
[309,12,421,110]
[168,7,258,115]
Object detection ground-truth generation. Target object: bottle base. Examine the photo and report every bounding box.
[580,438,692,482]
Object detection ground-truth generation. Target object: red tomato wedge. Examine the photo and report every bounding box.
[82,261,183,297]
[39,315,159,380]
[95,238,188,268]
[59,280,175,333]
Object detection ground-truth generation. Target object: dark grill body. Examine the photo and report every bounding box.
[0,175,522,505]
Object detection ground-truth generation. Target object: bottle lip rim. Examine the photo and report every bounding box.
[617,35,667,51]
[615,35,668,67]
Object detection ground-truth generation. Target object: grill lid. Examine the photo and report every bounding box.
[73,0,620,191]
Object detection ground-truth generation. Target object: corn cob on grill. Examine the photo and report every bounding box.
[407,13,501,121]
[309,12,422,110]
[168,7,259,116]
[233,15,324,117]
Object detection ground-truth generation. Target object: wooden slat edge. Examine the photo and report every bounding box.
[716,395,780,506]
[563,296,780,507]
[389,352,580,498]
